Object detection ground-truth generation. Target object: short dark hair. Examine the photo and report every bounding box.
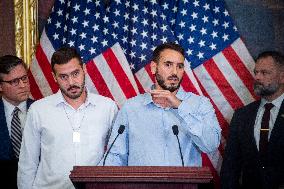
[256,51,284,68]
[51,47,83,73]
[0,55,27,79]
[152,42,185,63]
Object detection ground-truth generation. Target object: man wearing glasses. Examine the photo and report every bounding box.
[0,55,34,189]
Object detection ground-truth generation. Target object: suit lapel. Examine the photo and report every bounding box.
[0,99,8,136]
[0,98,34,160]
[0,99,13,159]
[26,98,34,109]
[247,101,261,154]
[0,99,7,125]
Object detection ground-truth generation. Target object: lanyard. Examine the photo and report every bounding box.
[63,104,87,143]
[63,104,87,131]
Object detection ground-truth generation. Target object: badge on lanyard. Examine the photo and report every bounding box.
[73,131,80,143]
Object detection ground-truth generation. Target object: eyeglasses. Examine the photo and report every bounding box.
[0,75,29,87]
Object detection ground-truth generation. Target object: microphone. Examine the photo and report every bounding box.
[103,125,125,166]
[172,125,184,167]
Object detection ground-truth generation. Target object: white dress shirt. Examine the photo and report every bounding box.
[254,93,284,150]
[17,90,118,189]
[2,97,27,136]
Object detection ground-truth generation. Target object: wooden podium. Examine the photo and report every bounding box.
[70,166,214,189]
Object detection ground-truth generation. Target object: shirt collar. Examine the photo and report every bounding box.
[2,97,27,115]
[143,85,187,106]
[53,88,94,108]
[260,92,284,109]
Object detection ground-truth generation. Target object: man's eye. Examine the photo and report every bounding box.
[165,63,171,67]
[11,79,20,85]
[60,75,68,80]
[178,64,184,69]
[73,71,80,77]
[261,71,269,75]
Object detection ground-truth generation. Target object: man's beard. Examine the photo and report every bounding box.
[155,72,182,92]
[61,79,85,99]
[253,81,279,97]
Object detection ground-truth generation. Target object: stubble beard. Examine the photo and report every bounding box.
[253,81,280,97]
[155,71,182,92]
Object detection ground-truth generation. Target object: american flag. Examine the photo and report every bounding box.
[28,0,257,187]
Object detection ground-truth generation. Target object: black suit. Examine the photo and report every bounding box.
[0,98,34,189]
[221,100,284,189]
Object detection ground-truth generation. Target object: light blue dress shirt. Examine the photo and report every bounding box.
[104,88,221,166]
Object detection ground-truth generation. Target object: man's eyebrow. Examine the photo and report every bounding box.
[163,61,173,63]
[163,61,184,64]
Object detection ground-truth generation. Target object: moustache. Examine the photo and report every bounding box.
[167,75,179,81]
[67,85,80,91]
[254,81,264,86]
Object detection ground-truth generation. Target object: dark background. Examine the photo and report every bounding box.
[1,0,284,60]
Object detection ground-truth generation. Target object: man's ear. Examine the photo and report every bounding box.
[83,64,87,73]
[150,61,157,75]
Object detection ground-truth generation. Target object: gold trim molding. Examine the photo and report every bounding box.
[14,0,38,66]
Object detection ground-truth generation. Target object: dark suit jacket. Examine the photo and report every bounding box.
[0,98,34,189]
[220,100,284,189]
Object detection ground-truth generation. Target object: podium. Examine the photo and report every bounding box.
[70,166,214,189]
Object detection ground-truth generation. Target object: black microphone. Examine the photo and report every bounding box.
[103,125,125,166]
[172,125,184,167]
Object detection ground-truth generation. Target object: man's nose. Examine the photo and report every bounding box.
[67,76,76,84]
[18,79,28,87]
[254,72,262,81]
[172,66,178,75]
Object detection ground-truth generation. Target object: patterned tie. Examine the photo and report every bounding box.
[11,107,22,158]
[259,103,274,164]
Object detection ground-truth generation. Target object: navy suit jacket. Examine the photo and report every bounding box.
[0,98,34,188]
[221,100,284,189]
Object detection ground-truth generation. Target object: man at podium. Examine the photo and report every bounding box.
[103,43,221,166]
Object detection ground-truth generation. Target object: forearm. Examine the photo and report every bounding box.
[17,141,39,189]
[177,97,221,152]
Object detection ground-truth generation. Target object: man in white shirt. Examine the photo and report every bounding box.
[0,55,33,189]
[17,47,118,189]
[221,51,284,189]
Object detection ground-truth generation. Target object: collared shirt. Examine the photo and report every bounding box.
[2,97,27,136]
[254,93,284,150]
[104,88,221,166]
[18,89,118,189]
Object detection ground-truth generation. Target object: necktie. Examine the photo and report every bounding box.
[259,103,274,164]
[11,107,22,158]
